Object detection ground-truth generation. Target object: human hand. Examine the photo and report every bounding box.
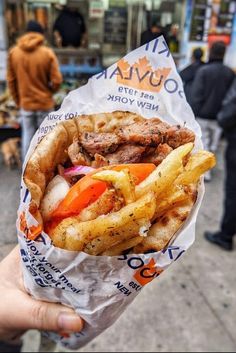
[54,31,62,48]
[0,246,83,341]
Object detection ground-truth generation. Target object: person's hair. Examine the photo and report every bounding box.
[151,22,161,29]
[209,41,226,61]
[192,47,203,61]
[26,20,44,34]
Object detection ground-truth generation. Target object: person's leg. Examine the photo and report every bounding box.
[197,118,212,181]
[220,138,236,239]
[197,118,211,151]
[36,110,51,129]
[209,120,222,153]
[21,110,37,160]
[205,138,236,250]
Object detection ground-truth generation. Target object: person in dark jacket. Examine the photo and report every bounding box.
[53,6,86,47]
[180,47,204,103]
[190,41,235,180]
[141,23,164,46]
[205,77,236,250]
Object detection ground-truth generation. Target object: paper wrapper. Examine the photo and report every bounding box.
[17,36,203,350]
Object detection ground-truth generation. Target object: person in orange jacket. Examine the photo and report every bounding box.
[7,20,63,160]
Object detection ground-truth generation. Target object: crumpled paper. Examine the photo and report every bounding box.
[17,36,203,349]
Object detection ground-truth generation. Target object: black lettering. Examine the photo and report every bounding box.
[123,67,133,80]
[149,73,163,87]
[114,281,123,289]
[135,68,150,82]
[109,66,124,79]
[127,257,144,270]
[164,79,178,94]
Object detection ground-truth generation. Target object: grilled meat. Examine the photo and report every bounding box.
[105,145,146,165]
[68,118,195,167]
[117,118,169,146]
[165,126,195,149]
[142,143,173,165]
[68,140,91,166]
[80,132,121,156]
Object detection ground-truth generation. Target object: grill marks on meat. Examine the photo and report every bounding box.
[67,118,195,167]
[117,118,169,146]
[165,126,195,148]
[68,139,91,166]
[105,145,146,165]
[142,143,173,165]
[80,132,121,156]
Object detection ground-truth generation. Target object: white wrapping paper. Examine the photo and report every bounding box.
[17,36,203,350]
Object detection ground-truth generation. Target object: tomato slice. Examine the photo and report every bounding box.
[51,177,107,220]
[51,163,156,221]
[112,163,156,184]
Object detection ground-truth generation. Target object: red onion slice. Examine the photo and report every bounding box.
[64,165,94,177]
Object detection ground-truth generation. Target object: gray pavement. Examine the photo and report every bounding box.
[0,141,236,352]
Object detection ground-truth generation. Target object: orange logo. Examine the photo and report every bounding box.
[117,57,171,93]
[19,212,42,240]
[133,258,163,286]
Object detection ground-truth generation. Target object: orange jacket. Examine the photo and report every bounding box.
[7,32,62,111]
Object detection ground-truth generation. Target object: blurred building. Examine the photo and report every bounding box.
[0,0,236,82]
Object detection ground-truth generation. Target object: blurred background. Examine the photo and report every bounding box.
[0,0,236,352]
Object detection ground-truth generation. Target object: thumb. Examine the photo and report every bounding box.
[25,299,84,333]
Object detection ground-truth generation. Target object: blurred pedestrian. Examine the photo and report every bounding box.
[0,246,83,352]
[190,41,235,181]
[168,24,179,53]
[205,77,236,250]
[7,20,62,159]
[53,6,86,48]
[141,22,165,46]
[180,47,204,103]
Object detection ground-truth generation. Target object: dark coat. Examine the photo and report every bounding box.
[189,61,235,120]
[218,77,236,139]
[179,61,204,103]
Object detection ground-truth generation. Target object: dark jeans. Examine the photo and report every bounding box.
[220,136,236,240]
[0,341,22,352]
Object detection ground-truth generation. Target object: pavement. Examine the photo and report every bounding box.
[0,140,236,352]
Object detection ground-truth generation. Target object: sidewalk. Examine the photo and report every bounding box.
[0,141,235,352]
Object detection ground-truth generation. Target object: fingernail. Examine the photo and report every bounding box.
[58,312,83,332]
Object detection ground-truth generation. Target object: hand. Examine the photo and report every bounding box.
[0,246,83,341]
[54,31,62,48]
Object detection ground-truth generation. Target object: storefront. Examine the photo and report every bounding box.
[1,0,236,83]
[2,0,187,71]
[180,0,236,70]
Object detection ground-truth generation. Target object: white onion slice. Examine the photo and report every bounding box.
[40,175,70,221]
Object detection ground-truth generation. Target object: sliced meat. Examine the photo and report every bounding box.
[80,132,121,156]
[105,145,146,165]
[165,126,195,149]
[142,143,173,166]
[68,140,91,166]
[117,118,169,146]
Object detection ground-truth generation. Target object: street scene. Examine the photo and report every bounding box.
[0,0,236,352]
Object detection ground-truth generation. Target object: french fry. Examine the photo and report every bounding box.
[134,199,194,254]
[92,169,135,204]
[135,143,194,199]
[153,184,194,219]
[50,191,156,251]
[84,221,149,256]
[176,150,216,185]
[101,236,143,256]
[152,150,215,221]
